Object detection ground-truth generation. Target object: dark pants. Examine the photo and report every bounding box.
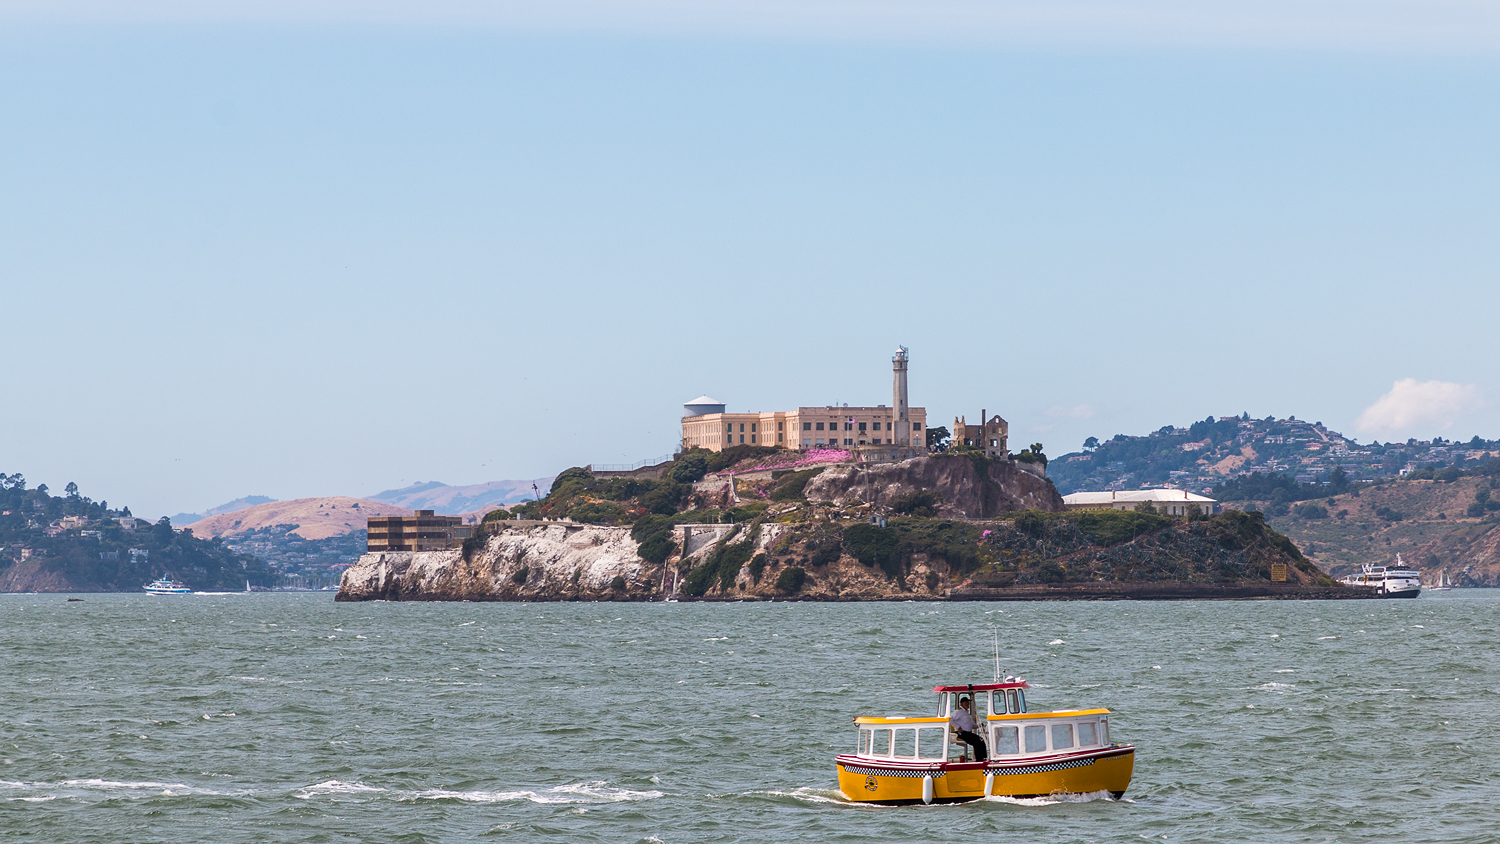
[957,730,988,761]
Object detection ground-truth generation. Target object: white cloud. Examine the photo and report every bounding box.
[1354,378,1484,437]
[1046,404,1097,420]
[3,0,1499,53]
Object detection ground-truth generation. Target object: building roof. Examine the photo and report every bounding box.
[1063,489,1217,505]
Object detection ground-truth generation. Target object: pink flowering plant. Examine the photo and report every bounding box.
[711,448,851,477]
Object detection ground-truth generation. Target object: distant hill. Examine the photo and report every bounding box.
[0,476,272,593]
[1238,472,1500,587]
[367,478,553,515]
[1050,415,1497,495]
[169,495,276,526]
[183,497,410,541]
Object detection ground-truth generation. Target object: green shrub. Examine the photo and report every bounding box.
[843,522,902,579]
[775,565,806,593]
[769,469,824,502]
[670,450,711,484]
[482,509,512,522]
[1291,503,1329,519]
[924,571,940,591]
[682,538,756,596]
[889,489,941,517]
[1066,509,1172,546]
[749,553,767,584]
[511,566,529,585]
[609,574,626,590]
[805,536,842,567]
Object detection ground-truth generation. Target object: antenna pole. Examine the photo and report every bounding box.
[993,632,1001,684]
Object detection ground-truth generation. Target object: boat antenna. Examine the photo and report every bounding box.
[993,631,1001,684]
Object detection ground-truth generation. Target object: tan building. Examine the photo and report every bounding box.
[681,347,926,452]
[1062,490,1218,517]
[366,510,474,552]
[682,406,928,451]
[953,411,1009,458]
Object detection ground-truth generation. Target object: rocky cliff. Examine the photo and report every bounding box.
[803,453,1063,517]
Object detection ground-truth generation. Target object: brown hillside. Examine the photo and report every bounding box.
[1246,477,1500,586]
[184,497,412,541]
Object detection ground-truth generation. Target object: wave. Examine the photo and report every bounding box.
[982,789,1123,806]
[295,779,663,804]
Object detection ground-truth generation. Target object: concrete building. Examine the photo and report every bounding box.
[680,348,926,453]
[366,510,474,552]
[1062,489,1219,517]
[953,412,1009,458]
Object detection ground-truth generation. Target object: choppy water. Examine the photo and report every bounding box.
[2,591,1497,843]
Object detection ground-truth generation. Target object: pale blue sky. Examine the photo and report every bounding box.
[3,3,1498,518]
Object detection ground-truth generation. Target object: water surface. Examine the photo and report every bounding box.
[2,592,1495,843]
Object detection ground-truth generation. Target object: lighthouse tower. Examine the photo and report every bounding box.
[892,346,910,447]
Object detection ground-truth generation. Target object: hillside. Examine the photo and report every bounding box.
[341,454,1337,602]
[1243,474,1500,586]
[183,497,410,541]
[1050,414,1498,495]
[368,478,554,514]
[0,475,272,592]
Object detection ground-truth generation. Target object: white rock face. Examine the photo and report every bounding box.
[337,524,649,601]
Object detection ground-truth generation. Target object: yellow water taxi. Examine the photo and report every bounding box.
[835,678,1134,804]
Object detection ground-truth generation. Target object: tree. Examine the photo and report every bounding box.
[926,426,951,450]
[65,482,79,498]
[1083,436,1100,451]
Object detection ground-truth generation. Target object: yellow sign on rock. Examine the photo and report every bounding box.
[1271,563,1288,582]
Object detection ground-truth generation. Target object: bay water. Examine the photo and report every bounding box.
[2,591,1496,843]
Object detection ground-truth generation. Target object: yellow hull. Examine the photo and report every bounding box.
[836,747,1134,804]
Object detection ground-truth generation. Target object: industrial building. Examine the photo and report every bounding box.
[1061,490,1219,516]
[366,510,474,552]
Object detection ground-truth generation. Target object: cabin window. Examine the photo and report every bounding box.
[1006,689,1019,714]
[1017,689,1027,712]
[1077,721,1098,747]
[918,728,947,760]
[1100,719,1109,745]
[893,729,917,759]
[858,728,870,754]
[1051,723,1075,750]
[994,725,1019,755]
[1024,724,1047,753]
[870,728,892,757]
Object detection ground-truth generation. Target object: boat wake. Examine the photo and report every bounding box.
[981,789,1125,807]
[295,779,664,804]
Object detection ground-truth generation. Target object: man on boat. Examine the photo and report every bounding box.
[951,696,987,761]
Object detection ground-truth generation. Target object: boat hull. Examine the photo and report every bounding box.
[836,745,1134,805]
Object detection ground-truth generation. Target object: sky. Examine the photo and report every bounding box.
[3,1,1498,519]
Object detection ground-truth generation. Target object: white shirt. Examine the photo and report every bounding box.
[951,706,977,732]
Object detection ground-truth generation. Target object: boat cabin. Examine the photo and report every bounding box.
[851,680,1112,765]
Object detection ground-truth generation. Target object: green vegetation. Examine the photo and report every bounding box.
[511,566,529,585]
[775,565,806,593]
[888,489,941,517]
[0,474,273,591]
[482,509,512,522]
[769,468,824,502]
[682,525,758,597]
[511,466,689,524]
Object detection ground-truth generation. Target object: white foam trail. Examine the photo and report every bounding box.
[983,789,1120,806]
[409,782,663,804]
[748,787,868,807]
[296,780,386,798]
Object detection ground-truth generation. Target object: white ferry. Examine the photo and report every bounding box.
[143,577,192,595]
[1338,556,1420,598]
[836,677,1134,804]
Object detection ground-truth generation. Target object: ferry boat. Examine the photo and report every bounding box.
[836,677,1134,804]
[143,576,192,595]
[1338,555,1421,598]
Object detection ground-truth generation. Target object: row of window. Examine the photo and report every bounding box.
[726,433,786,444]
[722,422,785,433]
[804,438,900,446]
[854,718,1108,762]
[801,421,923,432]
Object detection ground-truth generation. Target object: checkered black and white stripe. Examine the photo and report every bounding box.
[991,757,1096,776]
[839,764,945,779]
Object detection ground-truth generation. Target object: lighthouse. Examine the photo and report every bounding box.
[892,346,910,447]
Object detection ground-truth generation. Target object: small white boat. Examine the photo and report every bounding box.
[1427,571,1453,592]
[1339,555,1420,598]
[143,577,192,595]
